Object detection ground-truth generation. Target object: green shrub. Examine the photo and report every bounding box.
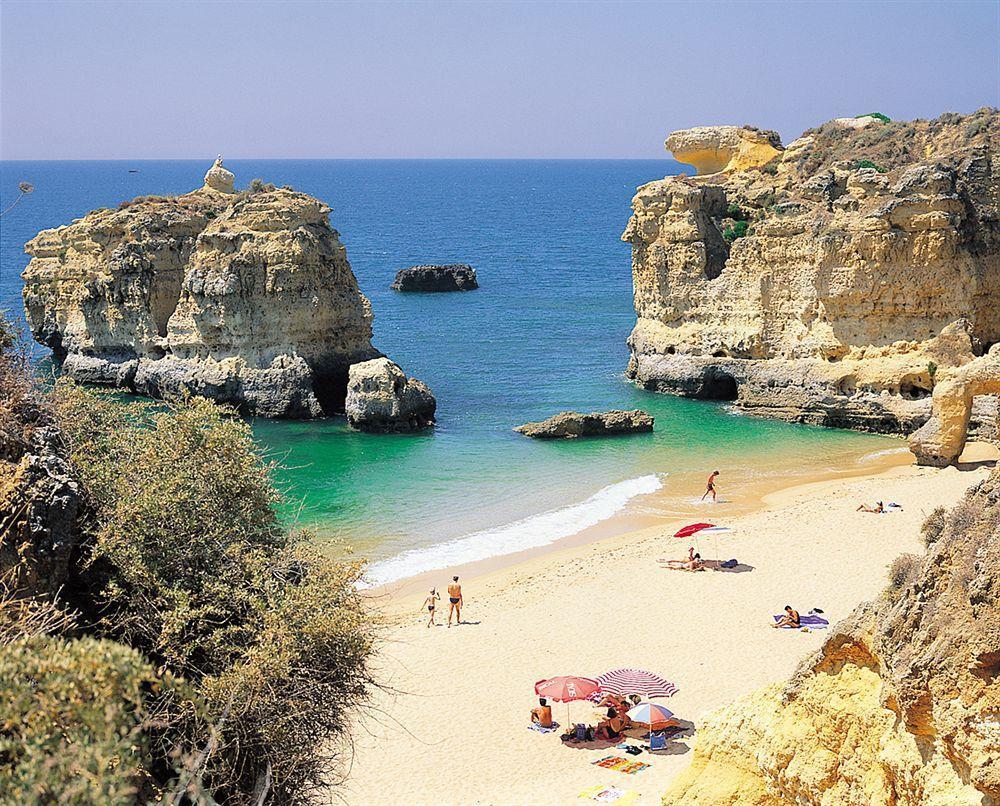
[856,159,888,173]
[928,361,938,380]
[726,203,748,221]
[0,635,177,804]
[723,220,750,243]
[856,112,891,123]
[52,384,376,803]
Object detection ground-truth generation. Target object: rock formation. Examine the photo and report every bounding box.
[345,357,436,432]
[514,409,654,439]
[625,108,1000,434]
[20,161,434,418]
[0,331,80,599]
[391,264,479,292]
[662,466,1000,805]
[910,345,1000,465]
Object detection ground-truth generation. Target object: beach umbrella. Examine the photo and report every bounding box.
[626,701,677,746]
[673,523,731,558]
[594,668,678,699]
[535,676,600,728]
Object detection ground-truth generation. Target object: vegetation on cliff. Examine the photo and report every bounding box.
[0,322,377,803]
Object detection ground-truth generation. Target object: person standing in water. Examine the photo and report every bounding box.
[422,588,440,627]
[447,576,463,627]
[701,470,720,502]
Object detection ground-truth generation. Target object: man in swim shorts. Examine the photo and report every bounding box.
[701,470,720,502]
[772,605,801,628]
[531,697,553,728]
[447,576,463,627]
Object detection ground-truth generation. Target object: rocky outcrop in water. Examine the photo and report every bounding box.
[514,409,654,439]
[20,160,429,418]
[345,357,436,432]
[391,264,479,292]
[663,466,1000,805]
[625,109,1000,434]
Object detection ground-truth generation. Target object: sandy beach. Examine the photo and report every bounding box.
[334,456,993,805]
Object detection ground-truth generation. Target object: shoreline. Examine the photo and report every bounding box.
[335,446,996,805]
[364,442,924,607]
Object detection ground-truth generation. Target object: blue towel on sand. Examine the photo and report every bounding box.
[527,721,560,734]
[773,614,829,628]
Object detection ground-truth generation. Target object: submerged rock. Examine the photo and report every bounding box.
[514,409,653,439]
[391,264,479,292]
[625,108,1000,435]
[21,161,388,418]
[345,357,436,433]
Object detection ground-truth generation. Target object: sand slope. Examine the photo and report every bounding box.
[333,463,987,805]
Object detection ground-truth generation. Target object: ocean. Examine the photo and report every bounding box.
[0,160,899,582]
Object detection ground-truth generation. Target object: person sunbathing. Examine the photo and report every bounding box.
[772,605,801,628]
[595,707,624,740]
[531,697,553,728]
[664,548,704,571]
[856,501,885,513]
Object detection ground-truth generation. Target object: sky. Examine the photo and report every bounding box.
[1,0,998,159]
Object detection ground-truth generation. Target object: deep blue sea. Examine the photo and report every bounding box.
[0,161,898,581]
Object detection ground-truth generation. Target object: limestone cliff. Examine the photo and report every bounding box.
[662,469,1000,805]
[21,161,392,418]
[625,109,1000,433]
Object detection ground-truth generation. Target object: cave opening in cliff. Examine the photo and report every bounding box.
[699,368,739,401]
[313,367,350,415]
[149,268,184,337]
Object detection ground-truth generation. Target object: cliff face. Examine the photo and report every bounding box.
[625,109,1000,433]
[662,469,1000,805]
[22,162,381,417]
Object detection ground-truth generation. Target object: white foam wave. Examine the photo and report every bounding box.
[859,446,910,462]
[364,474,663,587]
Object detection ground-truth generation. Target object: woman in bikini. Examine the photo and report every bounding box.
[422,588,440,627]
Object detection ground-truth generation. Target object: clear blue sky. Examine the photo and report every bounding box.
[2,0,997,159]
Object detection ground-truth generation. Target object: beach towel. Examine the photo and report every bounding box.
[578,784,641,803]
[527,721,560,734]
[773,614,829,629]
[591,756,650,774]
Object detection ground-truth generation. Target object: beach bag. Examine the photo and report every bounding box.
[721,558,738,568]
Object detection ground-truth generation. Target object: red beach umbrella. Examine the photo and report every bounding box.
[534,676,601,729]
[674,522,715,538]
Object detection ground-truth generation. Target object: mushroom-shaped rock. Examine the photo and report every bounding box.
[665,126,783,176]
[203,156,236,194]
[515,409,654,439]
[391,264,479,292]
[909,345,1000,466]
[346,358,436,432]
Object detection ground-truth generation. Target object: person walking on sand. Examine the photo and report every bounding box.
[421,588,440,627]
[701,470,720,502]
[447,576,463,627]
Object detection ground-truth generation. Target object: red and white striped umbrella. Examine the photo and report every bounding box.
[592,668,678,699]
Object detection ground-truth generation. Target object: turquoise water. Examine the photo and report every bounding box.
[0,160,898,580]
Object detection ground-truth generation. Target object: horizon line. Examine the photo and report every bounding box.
[0,156,682,163]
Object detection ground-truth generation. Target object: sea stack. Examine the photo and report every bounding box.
[391,264,479,292]
[21,159,433,419]
[345,357,436,432]
[515,409,654,439]
[623,108,1000,436]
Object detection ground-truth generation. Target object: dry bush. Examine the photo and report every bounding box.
[921,506,948,548]
[887,553,921,601]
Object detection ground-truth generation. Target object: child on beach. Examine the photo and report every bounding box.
[422,589,440,627]
[701,470,720,502]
